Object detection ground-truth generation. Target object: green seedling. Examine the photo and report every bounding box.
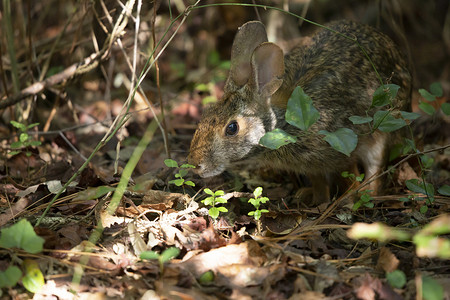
[202,188,228,220]
[340,172,374,210]
[248,187,270,235]
[164,159,195,189]
[140,247,180,274]
[0,219,45,295]
[9,121,41,157]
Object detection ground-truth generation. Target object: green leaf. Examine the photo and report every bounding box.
[209,207,220,219]
[22,259,45,293]
[437,185,450,196]
[259,128,297,150]
[204,188,213,195]
[140,251,160,260]
[10,141,23,149]
[259,196,269,203]
[202,196,215,206]
[29,140,42,147]
[215,197,227,204]
[0,219,44,254]
[419,101,436,115]
[430,82,443,97]
[406,179,435,201]
[199,271,215,284]
[373,111,406,132]
[420,155,434,169]
[422,276,444,300]
[349,115,372,124]
[248,198,259,208]
[214,190,225,196]
[319,128,358,157]
[184,181,195,187]
[10,120,26,131]
[372,84,400,107]
[178,169,188,177]
[216,206,228,213]
[253,210,262,220]
[386,270,406,289]
[0,266,22,288]
[253,187,263,198]
[441,103,450,115]
[180,164,195,169]
[164,159,178,168]
[160,247,180,263]
[419,88,436,102]
[169,179,184,186]
[400,111,421,120]
[73,186,116,201]
[26,122,40,130]
[420,205,429,214]
[285,86,320,130]
[19,133,29,143]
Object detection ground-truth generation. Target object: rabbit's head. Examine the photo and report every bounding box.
[188,21,285,178]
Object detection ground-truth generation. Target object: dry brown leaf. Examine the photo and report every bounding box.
[180,241,266,277]
[376,247,399,273]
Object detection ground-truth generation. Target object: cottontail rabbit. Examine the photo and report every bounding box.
[188,20,411,204]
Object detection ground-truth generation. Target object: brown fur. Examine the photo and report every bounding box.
[188,20,411,204]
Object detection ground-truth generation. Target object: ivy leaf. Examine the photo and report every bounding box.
[349,115,372,124]
[373,111,406,132]
[372,84,400,107]
[319,128,358,157]
[259,128,296,150]
[0,219,44,254]
[285,86,320,131]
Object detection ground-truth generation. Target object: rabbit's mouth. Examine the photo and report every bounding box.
[196,163,226,178]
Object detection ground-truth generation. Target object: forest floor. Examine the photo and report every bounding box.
[0,1,449,299]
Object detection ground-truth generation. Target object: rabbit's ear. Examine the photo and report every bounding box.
[227,21,268,89]
[251,42,284,97]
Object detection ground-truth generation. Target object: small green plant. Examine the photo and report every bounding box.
[164,159,195,188]
[140,247,180,274]
[248,187,270,235]
[340,172,374,210]
[9,121,41,156]
[202,188,228,220]
[0,219,45,295]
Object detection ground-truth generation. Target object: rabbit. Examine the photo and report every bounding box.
[188,20,411,204]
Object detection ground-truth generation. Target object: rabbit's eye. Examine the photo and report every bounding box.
[225,121,239,136]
